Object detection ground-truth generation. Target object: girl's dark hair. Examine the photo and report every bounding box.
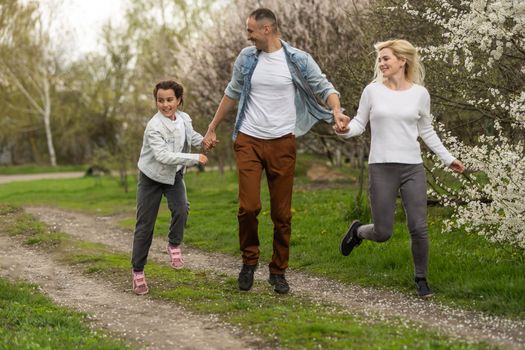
[153,80,184,106]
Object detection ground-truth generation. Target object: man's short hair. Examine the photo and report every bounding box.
[249,8,279,33]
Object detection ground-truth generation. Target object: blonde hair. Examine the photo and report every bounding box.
[373,39,425,85]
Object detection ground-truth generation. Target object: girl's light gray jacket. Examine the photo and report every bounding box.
[137,111,203,185]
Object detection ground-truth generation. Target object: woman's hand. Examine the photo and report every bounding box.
[449,159,465,173]
[332,122,350,134]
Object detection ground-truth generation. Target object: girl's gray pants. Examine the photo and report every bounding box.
[132,171,188,271]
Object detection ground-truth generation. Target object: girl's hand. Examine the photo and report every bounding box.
[198,154,208,166]
[449,159,465,173]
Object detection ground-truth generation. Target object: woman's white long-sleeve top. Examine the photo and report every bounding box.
[338,82,455,166]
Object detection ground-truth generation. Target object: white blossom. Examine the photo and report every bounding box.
[408,0,525,250]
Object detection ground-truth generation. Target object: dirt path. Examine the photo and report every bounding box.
[7,206,525,349]
[0,172,85,184]
[0,222,266,349]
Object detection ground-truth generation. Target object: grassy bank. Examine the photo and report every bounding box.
[0,167,523,319]
[0,279,134,350]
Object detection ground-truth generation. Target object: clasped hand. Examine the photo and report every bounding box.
[202,130,219,151]
[333,110,350,133]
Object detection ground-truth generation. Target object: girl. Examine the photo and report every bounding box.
[336,40,464,298]
[131,80,208,295]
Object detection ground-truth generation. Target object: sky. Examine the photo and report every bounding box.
[39,0,127,58]
[36,0,228,60]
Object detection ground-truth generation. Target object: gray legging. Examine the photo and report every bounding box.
[357,163,428,278]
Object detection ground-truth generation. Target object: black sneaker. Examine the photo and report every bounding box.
[415,277,433,298]
[340,220,363,256]
[268,273,290,294]
[238,264,256,291]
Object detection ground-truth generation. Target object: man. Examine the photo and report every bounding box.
[203,8,349,294]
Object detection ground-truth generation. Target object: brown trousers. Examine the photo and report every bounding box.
[233,132,296,275]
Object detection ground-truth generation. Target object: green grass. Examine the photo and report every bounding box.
[184,170,525,318]
[0,164,86,175]
[0,166,523,319]
[0,176,136,215]
[0,207,497,349]
[0,278,132,349]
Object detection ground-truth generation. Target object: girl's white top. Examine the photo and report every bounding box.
[338,82,455,166]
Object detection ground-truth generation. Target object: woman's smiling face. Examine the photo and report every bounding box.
[378,47,406,79]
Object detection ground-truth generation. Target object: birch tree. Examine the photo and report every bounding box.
[0,0,61,166]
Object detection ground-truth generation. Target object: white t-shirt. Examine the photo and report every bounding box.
[338,82,455,166]
[240,48,296,139]
[171,115,187,172]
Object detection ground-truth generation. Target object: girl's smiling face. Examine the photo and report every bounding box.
[156,88,181,118]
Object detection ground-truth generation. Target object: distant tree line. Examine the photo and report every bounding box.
[1,0,523,247]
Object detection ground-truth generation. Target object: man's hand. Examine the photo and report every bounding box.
[332,122,351,134]
[202,129,219,150]
[333,109,350,133]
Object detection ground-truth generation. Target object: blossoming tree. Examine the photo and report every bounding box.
[404,0,525,250]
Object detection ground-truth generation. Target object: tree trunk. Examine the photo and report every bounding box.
[42,70,56,166]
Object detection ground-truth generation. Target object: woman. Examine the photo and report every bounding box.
[336,39,464,298]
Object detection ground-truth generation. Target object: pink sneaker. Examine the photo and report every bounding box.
[167,244,185,269]
[132,270,149,295]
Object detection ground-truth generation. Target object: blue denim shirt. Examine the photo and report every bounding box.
[225,40,339,140]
